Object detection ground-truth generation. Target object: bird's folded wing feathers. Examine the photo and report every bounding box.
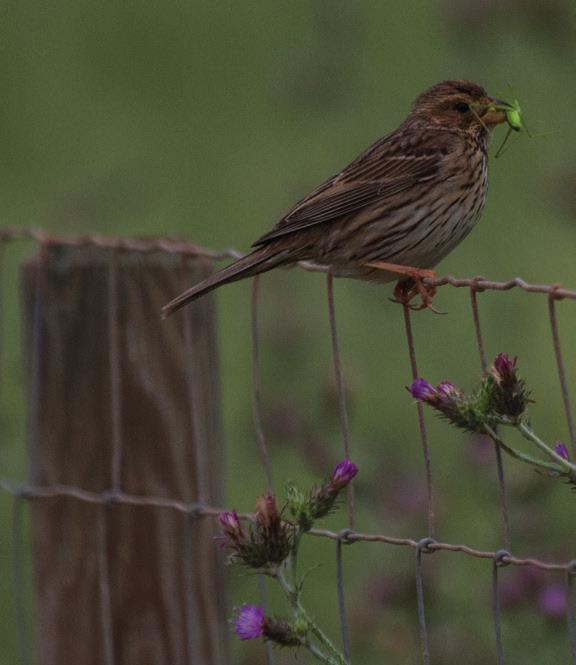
[252,138,448,246]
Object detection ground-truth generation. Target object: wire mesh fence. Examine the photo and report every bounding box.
[1,226,576,664]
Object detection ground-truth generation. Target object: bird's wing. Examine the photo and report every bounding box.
[253,130,455,247]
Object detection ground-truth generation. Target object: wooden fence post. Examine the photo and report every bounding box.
[21,243,227,665]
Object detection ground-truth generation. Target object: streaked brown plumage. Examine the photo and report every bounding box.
[163,80,510,317]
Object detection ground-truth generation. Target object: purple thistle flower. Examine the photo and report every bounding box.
[554,442,569,460]
[235,605,265,640]
[410,379,437,401]
[537,583,566,619]
[331,459,359,489]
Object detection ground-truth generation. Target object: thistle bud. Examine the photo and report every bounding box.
[218,511,242,535]
[331,459,359,489]
[308,459,359,522]
[255,493,280,530]
[410,378,437,401]
[437,381,458,397]
[409,379,490,433]
[487,352,531,420]
[554,441,569,460]
[493,352,516,379]
[218,497,292,569]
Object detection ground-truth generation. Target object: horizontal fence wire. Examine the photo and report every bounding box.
[1,482,575,573]
[1,225,576,300]
[2,227,576,665]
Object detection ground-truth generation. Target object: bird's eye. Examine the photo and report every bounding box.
[455,102,470,113]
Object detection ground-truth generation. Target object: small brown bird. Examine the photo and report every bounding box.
[163,80,511,317]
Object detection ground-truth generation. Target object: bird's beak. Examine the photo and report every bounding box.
[477,97,513,127]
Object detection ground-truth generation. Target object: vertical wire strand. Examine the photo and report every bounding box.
[257,575,274,665]
[108,249,123,494]
[402,305,435,538]
[567,562,576,665]
[492,447,511,551]
[251,276,273,492]
[0,243,29,663]
[469,287,511,551]
[182,257,210,504]
[181,260,199,665]
[548,294,576,458]
[326,274,354,529]
[469,288,487,370]
[0,242,4,470]
[250,276,273,665]
[11,496,30,665]
[20,242,49,662]
[97,507,115,665]
[99,249,123,665]
[336,530,352,664]
[181,258,213,663]
[184,512,199,665]
[491,551,509,665]
[28,243,49,487]
[415,539,434,665]
[18,242,49,665]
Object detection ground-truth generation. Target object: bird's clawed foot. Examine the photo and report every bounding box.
[392,278,445,314]
[366,261,444,314]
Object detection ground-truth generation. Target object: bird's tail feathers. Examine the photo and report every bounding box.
[162,247,279,318]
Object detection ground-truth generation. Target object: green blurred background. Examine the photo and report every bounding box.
[2,1,576,663]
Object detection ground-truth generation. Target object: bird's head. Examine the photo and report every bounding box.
[407,80,512,135]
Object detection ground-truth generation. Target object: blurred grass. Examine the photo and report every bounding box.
[1,1,576,663]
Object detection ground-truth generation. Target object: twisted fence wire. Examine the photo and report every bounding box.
[3,479,575,569]
[1,228,576,664]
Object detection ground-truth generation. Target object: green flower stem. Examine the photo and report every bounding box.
[276,567,347,665]
[305,640,335,664]
[483,425,563,474]
[516,421,576,473]
[290,530,302,590]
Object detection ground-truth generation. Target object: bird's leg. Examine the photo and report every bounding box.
[366,261,443,314]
